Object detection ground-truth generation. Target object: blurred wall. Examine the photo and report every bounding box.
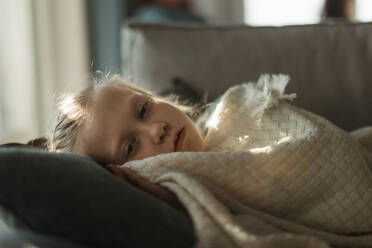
[0,0,89,143]
[33,0,89,135]
[0,0,38,143]
[88,0,128,74]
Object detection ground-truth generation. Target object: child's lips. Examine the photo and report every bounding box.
[174,127,185,152]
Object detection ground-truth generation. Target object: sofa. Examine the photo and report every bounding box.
[0,21,371,247]
[122,21,372,131]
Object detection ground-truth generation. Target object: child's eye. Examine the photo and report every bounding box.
[127,138,136,156]
[139,101,149,119]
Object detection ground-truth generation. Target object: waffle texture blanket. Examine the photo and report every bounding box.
[124,75,372,248]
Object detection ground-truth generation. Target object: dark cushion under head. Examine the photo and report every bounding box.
[0,148,195,248]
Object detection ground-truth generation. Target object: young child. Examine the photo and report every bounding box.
[50,74,206,207]
[50,74,372,247]
[49,74,372,199]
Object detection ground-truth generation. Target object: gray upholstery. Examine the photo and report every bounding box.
[122,21,372,131]
[0,229,86,248]
[0,148,195,248]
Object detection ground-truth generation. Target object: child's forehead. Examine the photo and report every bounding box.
[94,84,145,103]
[87,84,142,120]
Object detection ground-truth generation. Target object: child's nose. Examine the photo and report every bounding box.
[150,122,167,144]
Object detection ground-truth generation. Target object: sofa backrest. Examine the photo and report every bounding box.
[122,21,372,131]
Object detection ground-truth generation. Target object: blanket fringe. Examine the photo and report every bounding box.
[255,74,297,109]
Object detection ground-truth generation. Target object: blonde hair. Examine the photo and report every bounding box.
[49,74,195,153]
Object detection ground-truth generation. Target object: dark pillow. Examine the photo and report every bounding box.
[0,148,195,248]
[0,229,87,248]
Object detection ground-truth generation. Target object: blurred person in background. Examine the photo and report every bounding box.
[322,0,355,22]
[131,0,206,23]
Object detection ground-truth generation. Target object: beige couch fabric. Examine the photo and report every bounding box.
[122,21,372,131]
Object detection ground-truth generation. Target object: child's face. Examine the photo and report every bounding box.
[78,84,206,165]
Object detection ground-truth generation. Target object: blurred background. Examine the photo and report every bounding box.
[1,0,371,144]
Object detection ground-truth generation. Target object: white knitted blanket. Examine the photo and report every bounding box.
[124,75,372,248]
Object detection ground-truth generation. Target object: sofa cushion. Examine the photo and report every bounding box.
[0,229,87,248]
[0,148,195,248]
[122,21,372,130]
